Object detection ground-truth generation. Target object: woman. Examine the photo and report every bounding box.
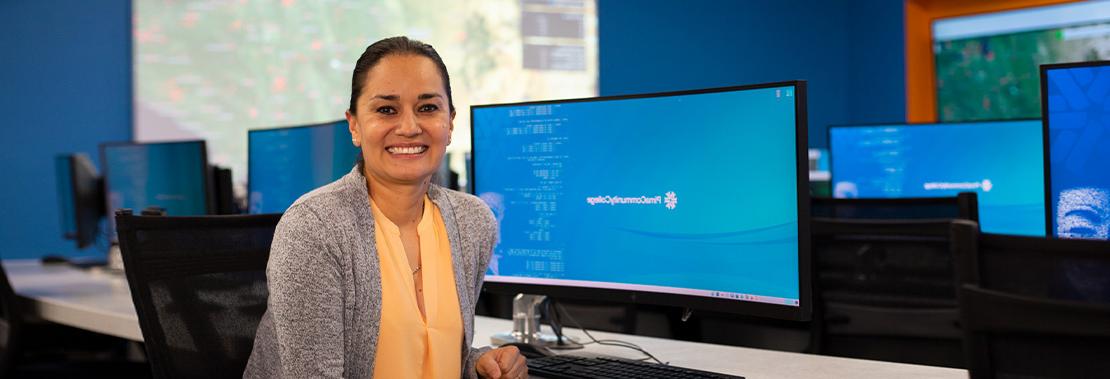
[245,36,526,379]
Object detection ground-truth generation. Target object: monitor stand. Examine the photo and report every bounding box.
[490,293,562,347]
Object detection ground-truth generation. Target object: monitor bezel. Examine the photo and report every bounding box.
[826,118,1044,198]
[1040,60,1110,238]
[246,119,350,214]
[55,155,78,241]
[99,140,213,218]
[69,153,105,249]
[469,81,812,322]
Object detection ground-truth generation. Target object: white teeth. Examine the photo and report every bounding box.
[387,146,427,154]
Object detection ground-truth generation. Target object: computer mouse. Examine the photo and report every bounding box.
[499,342,554,359]
[41,255,70,264]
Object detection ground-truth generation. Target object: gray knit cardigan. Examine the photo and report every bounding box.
[244,167,496,378]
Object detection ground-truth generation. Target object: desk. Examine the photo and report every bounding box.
[4,259,967,378]
[474,318,965,378]
[4,259,142,341]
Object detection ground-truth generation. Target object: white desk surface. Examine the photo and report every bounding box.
[4,259,967,378]
[474,317,966,378]
[4,259,143,341]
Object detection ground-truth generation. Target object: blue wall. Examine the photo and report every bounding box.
[599,0,905,146]
[0,0,904,259]
[0,0,132,259]
[846,0,906,124]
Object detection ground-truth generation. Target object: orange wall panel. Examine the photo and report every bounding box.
[904,0,1082,122]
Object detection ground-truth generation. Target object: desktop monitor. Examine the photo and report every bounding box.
[829,120,1046,236]
[54,153,105,249]
[471,82,811,321]
[1042,60,1110,239]
[247,120,360,214]
[101,141,211,228]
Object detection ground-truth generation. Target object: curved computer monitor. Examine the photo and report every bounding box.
[247,120,360,214]
[471,82,811,321]
[828,120,1046,236]
[101,140,211,225]
[1042,60,1110,240]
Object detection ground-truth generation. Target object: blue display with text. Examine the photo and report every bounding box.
[473,86,801,303]
[248,120,359,214]
[103,141,208,218]
[830,120,1045,236]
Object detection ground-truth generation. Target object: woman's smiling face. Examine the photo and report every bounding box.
[347,54,454,186]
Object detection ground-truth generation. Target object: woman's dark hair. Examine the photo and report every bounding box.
[348,36,454,115]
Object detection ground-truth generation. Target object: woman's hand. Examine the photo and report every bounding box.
[476,346,528,379]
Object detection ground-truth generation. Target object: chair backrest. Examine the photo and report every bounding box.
[0,263,23,377]
[115,211,281,379]
[952,222,1110,379]
[811,192,978,221]
[810,218,964,367]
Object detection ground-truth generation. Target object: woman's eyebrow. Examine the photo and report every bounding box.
[369,94,440,101]
[371,94,399,101]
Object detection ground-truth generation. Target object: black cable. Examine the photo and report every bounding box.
[544,298,566,344]
[544,299,583,349]
[553,302,666,365]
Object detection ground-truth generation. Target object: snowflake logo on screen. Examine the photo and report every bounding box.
[664,191,678,210]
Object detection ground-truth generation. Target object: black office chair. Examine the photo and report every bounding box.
[951,221,1110,379]
[115,210,281,379]
[811,192,978,221]
[810,218,965,367]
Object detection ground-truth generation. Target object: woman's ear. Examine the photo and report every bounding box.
[346,110,361,147]
[447,110,456,145]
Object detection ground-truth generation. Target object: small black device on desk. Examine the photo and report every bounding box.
[41,255,70,264]
[41,255,108,269]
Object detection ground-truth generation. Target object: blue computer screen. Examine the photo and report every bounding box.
[473,85,802,306]
[248,120,359,214]
[103,141,209,218]
[1045,63,1110,240]
[830,120,1045,236]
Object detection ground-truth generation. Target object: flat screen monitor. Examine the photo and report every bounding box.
[247,120,360,214]
[1042,60,1110,240]
[54,153,104,249]
[471,82,810,321]
[933,1,1110,122]
[101,141,210,229]
[829,120,1046,236]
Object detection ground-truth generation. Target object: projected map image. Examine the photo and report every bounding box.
[134,0,598,188]
[935,22,1110,122]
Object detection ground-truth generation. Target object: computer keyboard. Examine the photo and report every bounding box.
[526,354,744,379]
